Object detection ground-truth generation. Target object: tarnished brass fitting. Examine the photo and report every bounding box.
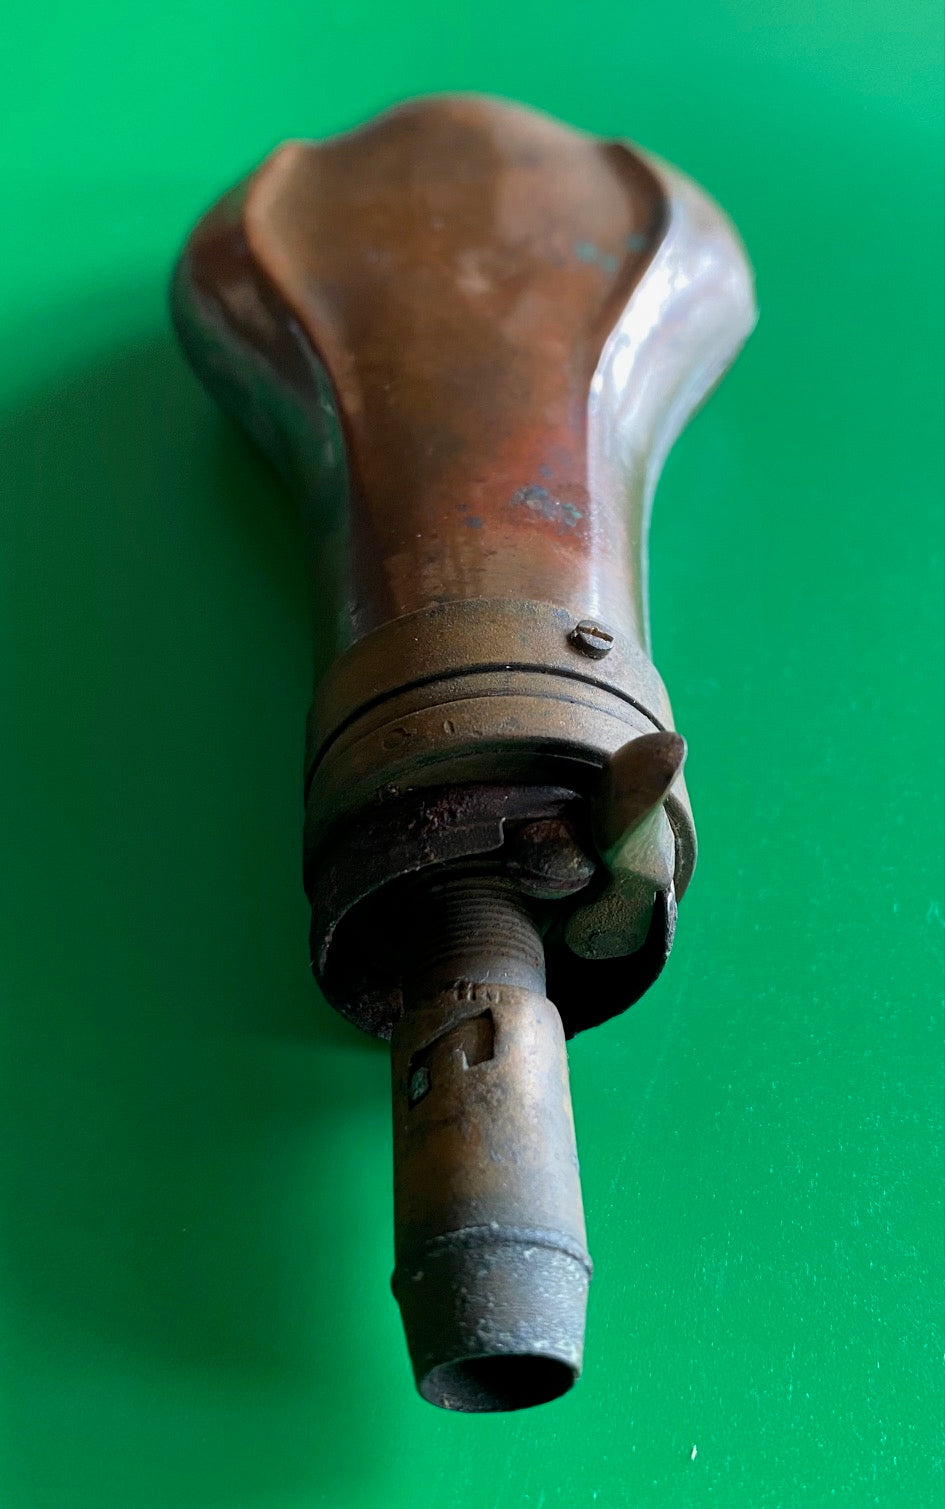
[172,95,755,1411]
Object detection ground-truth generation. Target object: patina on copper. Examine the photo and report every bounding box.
[172,94,756,1412]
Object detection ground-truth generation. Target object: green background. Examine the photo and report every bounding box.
[1,2,942,1506]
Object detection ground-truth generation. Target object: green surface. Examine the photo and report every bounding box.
[1,2,942,1506]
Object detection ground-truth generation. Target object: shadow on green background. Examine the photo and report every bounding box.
[0,322,396,1506]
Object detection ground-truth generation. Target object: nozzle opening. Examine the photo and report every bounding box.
[420,1352,576,1413]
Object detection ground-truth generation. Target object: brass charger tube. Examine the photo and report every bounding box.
[172,95,756,1410]
[392,877,589,1410]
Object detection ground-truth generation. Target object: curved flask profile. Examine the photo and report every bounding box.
[589,153,757,650]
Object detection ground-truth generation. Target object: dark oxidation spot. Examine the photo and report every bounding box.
[408,1065,431,1105]
[407,1010,496,1107]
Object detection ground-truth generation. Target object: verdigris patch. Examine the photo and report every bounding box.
[509,483,583,530]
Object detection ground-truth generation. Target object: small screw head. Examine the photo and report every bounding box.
[568,619,615,659]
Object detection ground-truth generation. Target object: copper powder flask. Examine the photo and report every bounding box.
[172,95,755,1412]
